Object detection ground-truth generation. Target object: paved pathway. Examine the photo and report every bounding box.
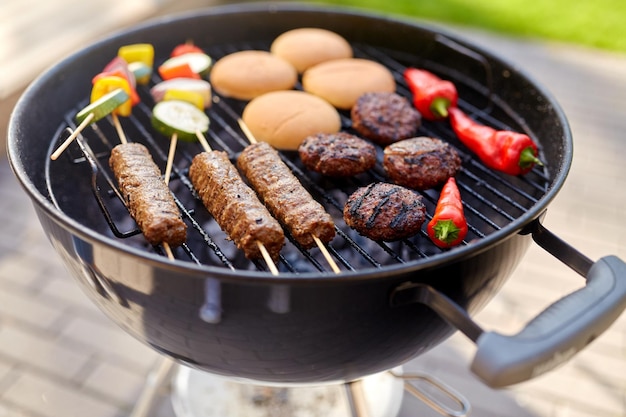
[1,3,625,417]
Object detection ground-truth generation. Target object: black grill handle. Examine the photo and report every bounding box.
[391,237,626,388]
[471,254,626,388]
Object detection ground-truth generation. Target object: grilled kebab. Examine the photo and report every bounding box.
[189,150,285,261]
[237,141,335,249]
[109,142,187,247]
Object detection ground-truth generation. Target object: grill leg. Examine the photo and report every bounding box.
[345,380,372,417]
[130,356,176,417]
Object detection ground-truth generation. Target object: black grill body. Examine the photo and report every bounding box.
[8,4,573,383]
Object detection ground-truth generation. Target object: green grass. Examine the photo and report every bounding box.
[313,0,626,53]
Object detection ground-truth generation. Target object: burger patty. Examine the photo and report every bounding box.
[238,141,335,249]
[383,136,462,190]
[343,182,426,241]
[109,142,187,247]
[350,92,421,145]
[298,132,377,177]
[189,151,285,261]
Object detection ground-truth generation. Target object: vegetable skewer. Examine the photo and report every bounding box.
[151,99,210,186]
[149,43,213,261]
[50,88,130,160]
[52,45,150,161]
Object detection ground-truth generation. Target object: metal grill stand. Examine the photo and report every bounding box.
[130,357,470,417]
[171,366,403,417]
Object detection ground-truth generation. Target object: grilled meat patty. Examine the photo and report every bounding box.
[237,142,335,249]
[350,92,421,145]
[109,142,187,247]
[343,182,426,241]
[189,151,285,261]
[298,132,377,177]
[384,136,462,190]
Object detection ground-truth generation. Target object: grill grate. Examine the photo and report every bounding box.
[46,37,550,275]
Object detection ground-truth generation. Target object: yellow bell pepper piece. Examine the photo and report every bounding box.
[118,43,154,68]
[91,75,132,117]
[163,89,205,110]
[118,44,154,85]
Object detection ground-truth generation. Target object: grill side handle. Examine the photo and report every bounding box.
[390,248,626,388]
[470,254,626,388]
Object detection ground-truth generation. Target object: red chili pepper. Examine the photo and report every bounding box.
[403,68,458,120]
[427,177,468,248]
[448,107,543,176]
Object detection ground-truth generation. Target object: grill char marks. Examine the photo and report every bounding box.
[109,142,187,247]
[384,136,462,190]
[237,142,336,249]
[298,132,377,177]
[189,151,285,261]
[343,182,426,241]
[351,92,421,145]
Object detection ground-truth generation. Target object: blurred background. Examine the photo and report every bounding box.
[1,0,625,146]
[1,1,625,417]
[2,0,625,125]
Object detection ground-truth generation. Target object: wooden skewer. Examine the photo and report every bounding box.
[162,242,175,260]
[195,129,212,152]
[160,133,179,262]
[257,241,279,276]
[50,113,95,160]
[194,129,279,276]
[52,108,127,160]
[237,119,341,274]
[312,235,340,274]
[238,118,257,144]
[164,133,178,187]
[112,113,128,145]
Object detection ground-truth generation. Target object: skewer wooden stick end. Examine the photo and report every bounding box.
[164,133,178,186]
[163,242,175,260]
[237,118,257,144]
[257,241,279,276]
[196,130,212,153]
[112,113,128,145]
[50,112,95,160]
[312,234,340,274]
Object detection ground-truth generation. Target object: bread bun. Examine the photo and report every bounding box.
[302,58,396,110]
[270,28,353,73]
[210,50,297,100]
[242,90,342,150]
